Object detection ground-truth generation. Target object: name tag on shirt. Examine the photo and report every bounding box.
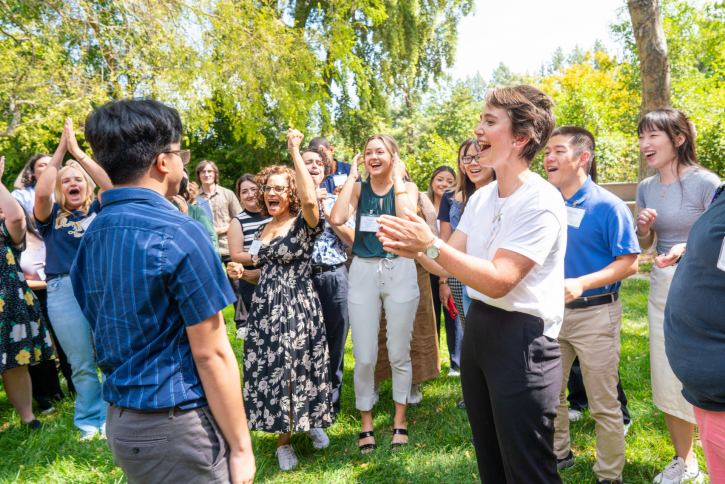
[248,239,263,256]
[333,174,347,187]
[80,212,97,232]
[718,237,725,273]
[566,206,585,228]
[359,216,380,233]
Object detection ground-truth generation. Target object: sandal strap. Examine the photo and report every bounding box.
[393,428,408,435]
[359,443,376,451]
[359,430,375,439]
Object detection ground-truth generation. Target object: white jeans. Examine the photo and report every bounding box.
[649,264,696,423]
[348,257,419,410]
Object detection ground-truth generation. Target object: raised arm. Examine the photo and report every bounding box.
[287,129,319,228]
[64,118,113,194]
[391,154,418,218]
[35,126,68,222]
[0,157,27,245]
[330,154,362,226]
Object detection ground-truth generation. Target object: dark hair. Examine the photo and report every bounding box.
[235,173,258,199]
[301,146,332,177]
[550,126,598,183]
[453,138,492,215]
[308,137,331,150]
[484,85,556,163]
[21,154,52,188]
[178,166,190,201]
[22,206,41,239]
[84,99,184,185]
[195,160,220,185]
[427,166,456,201]
[638,107,700,171]
[255,165,300,218]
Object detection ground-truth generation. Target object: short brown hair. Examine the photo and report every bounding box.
[301,146,332,177]
[255,165,300,218]
[195,160,220,185]
[484,85,556,163]
[550,126,597,183]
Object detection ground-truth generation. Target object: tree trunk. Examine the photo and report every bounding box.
[628,0,671,181]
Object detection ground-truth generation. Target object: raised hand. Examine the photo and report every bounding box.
[637,208,657,236]
[350,153,363,181]
[0,156,5,182]
[391,152,406,180]
[287,128,304,151]
[316,188,328,203]
[64,118,86,160]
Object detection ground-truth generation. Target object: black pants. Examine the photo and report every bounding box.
[234,279,256,331]
[567,357,631,424]
[29,289,74,408]
[311,265,349,418]
[461,300,563,484]
[430,274,463,371]
[221,255,242,327]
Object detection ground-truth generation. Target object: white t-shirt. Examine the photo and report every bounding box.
[457,173,567,338]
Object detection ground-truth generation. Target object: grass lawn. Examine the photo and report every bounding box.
[0,278,708,483]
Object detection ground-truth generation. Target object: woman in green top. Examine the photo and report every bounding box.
[330,134,419,453]
[171,168,219,255]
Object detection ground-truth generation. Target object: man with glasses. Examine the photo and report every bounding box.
[71,99,255,484]
[543,127,639,484]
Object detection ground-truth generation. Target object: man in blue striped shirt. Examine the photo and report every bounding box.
[71,99,255,484]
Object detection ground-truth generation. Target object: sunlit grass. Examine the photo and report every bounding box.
[0,278,708,483]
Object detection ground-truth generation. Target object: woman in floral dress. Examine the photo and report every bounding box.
[0,156,55,429]
[238,129,333,472]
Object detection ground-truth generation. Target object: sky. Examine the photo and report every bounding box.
[450,0,628,81]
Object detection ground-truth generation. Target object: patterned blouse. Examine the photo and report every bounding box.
[311,195,355,266]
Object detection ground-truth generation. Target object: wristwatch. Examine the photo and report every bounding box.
[426,237,444,259]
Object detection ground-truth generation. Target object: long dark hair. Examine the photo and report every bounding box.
[21,154,52,188]
[638,107,701,174]
[427,166,456,201]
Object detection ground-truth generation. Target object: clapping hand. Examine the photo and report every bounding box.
[376,207,433,258]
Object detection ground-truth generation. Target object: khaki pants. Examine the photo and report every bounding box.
[554,299,625,481]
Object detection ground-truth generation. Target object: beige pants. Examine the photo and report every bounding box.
[348,257,419,410]
[554,299,625,481]
[649,264,696,424]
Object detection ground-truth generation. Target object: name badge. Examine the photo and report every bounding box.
[333,174,347,187]
[248,239,263,256]
[359,216,380,233]
[37,267,46,281]
[718,237,725,273]
[80,212,97,232]
[566,206,585,228]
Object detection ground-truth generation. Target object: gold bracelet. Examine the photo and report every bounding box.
[395,190,407,196]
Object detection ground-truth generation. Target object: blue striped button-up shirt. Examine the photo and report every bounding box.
[71,187,236,410]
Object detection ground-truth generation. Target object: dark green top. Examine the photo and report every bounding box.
[174,201,220,256]
[352,180,396,259]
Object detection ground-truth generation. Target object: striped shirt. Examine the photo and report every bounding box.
[70,187,236,410]
[235,209,271,252]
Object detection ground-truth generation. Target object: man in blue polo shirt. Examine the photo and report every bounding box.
[70,99,255,484]
[544,127,640,484]
[309,137,352,194]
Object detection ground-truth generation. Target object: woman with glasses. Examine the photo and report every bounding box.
[376,86,566,483]
[34,118,114,440]
[238,130,333,471]
[330,134,420,453]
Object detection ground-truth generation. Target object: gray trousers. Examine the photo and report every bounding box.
[106,404,231,484]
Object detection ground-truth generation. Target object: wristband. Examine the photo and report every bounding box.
[395,190,407,196]
[438,279,448,285]
[637,230,650,238]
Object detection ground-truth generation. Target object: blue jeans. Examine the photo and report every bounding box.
[47,275,107,434]
[462,286,473,317]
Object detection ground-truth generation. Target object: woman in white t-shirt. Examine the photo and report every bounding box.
[377,85,566,484]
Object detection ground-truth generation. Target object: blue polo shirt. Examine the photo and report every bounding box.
[70,187,236,410]
[562,176,640,297]
[322,159,353,193]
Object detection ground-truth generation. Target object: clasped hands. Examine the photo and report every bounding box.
[375,207,434,259]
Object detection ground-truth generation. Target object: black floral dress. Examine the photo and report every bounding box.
[0,220,54,374]
[243,209,334,433]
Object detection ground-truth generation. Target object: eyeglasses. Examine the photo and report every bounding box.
[260,185,289,194]
[153,150,191,165]
[462,152,482,165]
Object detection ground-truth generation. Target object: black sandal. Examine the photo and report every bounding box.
[358,430,376,454]
[391,428,408,451]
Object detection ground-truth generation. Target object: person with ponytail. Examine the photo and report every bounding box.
[636,107,720,484]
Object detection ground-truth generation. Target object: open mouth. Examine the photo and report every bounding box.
[468,166,482,176]
[69,188,81,197]
[267,200,280,210]
[369,161,382,169]
[645,151,656,160]
[546,165,559,173]
[479,141,492,154]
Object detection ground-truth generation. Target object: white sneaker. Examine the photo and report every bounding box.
[568,408,582,422]
[40,407,55,415]
[276,444,298,471]
[80,431,97,442]
[653,456,704,484]
[408,383,422,405]
[372,382,380,407]
[306,428,330,449]
[236,327,247,340]
[448,368,460,378]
